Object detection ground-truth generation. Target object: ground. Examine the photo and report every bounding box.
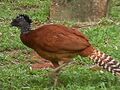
[0,0,120,90]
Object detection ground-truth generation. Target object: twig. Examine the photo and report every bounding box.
[72,21,100,29]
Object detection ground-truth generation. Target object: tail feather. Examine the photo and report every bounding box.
[89,49,120,76]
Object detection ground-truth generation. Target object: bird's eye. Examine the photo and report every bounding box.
[16,16,22,19]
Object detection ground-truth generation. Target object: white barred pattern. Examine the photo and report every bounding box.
[89,50,120,75]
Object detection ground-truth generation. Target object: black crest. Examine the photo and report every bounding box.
[18,14,32,24]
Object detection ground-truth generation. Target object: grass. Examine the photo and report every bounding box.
[0,0,120,89]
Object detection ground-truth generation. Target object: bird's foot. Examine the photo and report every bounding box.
[89,64,102,71]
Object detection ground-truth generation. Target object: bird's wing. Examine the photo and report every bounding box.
[36,28,90,53]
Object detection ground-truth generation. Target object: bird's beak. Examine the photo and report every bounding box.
[10,21,14,27]
[10,18,17,27]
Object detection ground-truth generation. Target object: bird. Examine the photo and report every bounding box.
[11,14,120,86]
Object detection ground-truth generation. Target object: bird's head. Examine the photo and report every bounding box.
[11,14,32,28]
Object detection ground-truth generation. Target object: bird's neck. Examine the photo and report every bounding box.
[20,24,31,34]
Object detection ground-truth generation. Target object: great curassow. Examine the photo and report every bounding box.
[11,14,120,86]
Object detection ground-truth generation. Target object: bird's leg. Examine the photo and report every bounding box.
[50,61,75,87]
[50,62,68,87]
[53,61,75,73]
[52,69,60,87]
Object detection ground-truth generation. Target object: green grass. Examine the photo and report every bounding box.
[0,0,120,90]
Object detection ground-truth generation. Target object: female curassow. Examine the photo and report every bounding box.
[11,14,120,86]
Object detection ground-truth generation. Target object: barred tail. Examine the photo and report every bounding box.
[89,49,120,76]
